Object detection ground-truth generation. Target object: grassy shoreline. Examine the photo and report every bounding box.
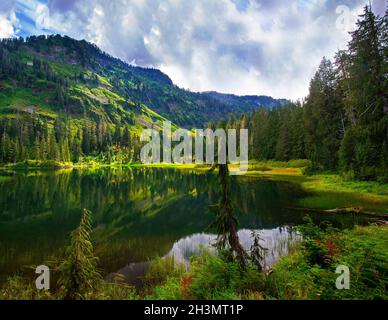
[1,223,386,300]
[142,224,388,300]
[2,160,388,213]
[0,160,387,300]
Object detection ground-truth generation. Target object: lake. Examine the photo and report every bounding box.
[0,167,371,286]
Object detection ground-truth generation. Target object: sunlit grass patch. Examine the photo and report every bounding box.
[272,168,302,175]
[306,175,388,196]
[298,192,388,213]
[243,165,388,212]
[0,86,55,112]
[249,159,311,169]
[246,160,306,177]
[298,174,388,212]
[96,74,112,88]
[4,160,73,169]
[50,61,84,78]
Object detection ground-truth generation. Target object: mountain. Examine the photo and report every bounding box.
[203,91,288,111]
[0,34,287,130]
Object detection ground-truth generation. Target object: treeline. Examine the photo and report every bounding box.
[0,36,103,112]
[0,34,106,68]
[247,103,305,161]
[232,6,387,181]
[0,114,143,164]
[0,6,386,180]
[303,6,387,180]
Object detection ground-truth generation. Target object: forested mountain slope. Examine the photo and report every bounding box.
[0,34,285,164]
[0,34,285,129]
[0,5,385,178]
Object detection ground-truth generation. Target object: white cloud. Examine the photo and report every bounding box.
[35,2,51,30]
[8,0,384,99]
[0,15,15,38]
[0,0,19,38]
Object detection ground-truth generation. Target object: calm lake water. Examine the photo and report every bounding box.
[0,167,370,286]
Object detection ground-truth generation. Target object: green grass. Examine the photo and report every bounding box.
[0,275,139,300]
[0,48,176,139]
[2,160,73,169]
[304,174,388,196]
[50,61,84,78]
[0,84,57,118]
[298,192,388,213]
[0,276,54,300]
[298,174,388,212]
[266,225,388,300]
[95,74,112,88]
[142,256,186,296]
[145,250,264,300]
[249,159,311,169]
[146,224,388,300]
[243,161,388,213]
[0,223,386,300]
[246,160,307,177]
[246,160,387,194]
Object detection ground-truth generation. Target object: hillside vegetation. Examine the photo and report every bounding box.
[0,34,284,165]
[0,6,386,181]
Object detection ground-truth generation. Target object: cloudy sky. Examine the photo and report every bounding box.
[0,0,386,100]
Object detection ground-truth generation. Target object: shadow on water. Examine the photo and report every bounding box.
[0,167,373,285]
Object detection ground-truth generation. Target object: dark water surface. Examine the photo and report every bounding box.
[0,167,370,285]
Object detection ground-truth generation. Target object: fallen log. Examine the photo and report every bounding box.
[374,220,388,225]
[287,206,388,218]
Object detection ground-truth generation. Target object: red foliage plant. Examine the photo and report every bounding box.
[180,274,192,298]
[317,239,337,258]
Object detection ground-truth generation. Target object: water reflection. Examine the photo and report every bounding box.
[0,167,366,284]
[166,227,301,268]
[106,227,301,287]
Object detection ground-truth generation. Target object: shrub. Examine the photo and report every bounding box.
[303,239,336,267]
[95,282,139,300]
[238,265,266,294]
[142,256,185,288]
[341,169,355,181]
[297,216,338,267]
[332,226,388,300]
[0,276,53,300]
[146,277,183,300]
[188,250,241,300]
[287,159,312,168]
[296,216,325,239]
[264,250,322,300]
[8,160,71,169]
[302,162,323,175]
[267,225,388,300]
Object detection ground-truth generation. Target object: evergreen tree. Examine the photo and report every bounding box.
[114,119,121,146]
[58,209,101,300]
[304,57,343,169]
[72,130,82,163]
[339,5,387,180]
[48,134,59,161]
[82,118,91,154]
[122,126,131,148]
[275,107,292,161]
